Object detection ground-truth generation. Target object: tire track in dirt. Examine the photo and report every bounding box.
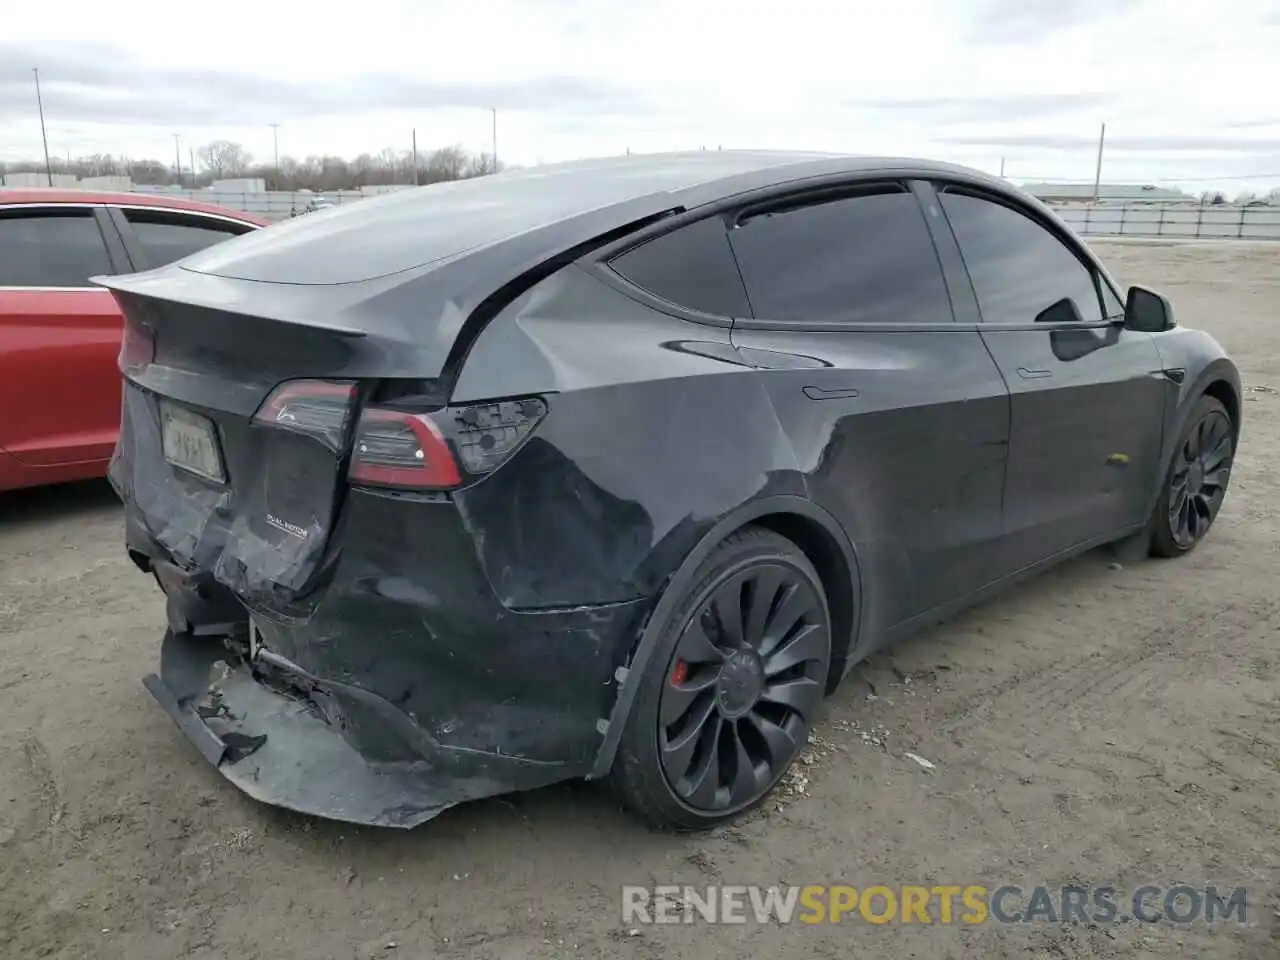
[934,590,1280,735]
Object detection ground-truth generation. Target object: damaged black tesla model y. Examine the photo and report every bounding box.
[96,151,1240,831]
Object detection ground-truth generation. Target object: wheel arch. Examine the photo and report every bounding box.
[1201,376,1240,440]
[589,494,862,779]
[1144,359,1241,520]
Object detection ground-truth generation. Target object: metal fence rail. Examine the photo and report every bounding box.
[1053,202,1280,241]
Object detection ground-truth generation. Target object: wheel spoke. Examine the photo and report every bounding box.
[743,710,798,766]
[759,582,813,658]
[761,676,823,718]
[1201,466,1230,492]
[710,576,748,648]
[743,566,785,648]
[678,619,728,665]
[726,724,768,808]
[1202,437,1232,473]
[681,716,725,808]
[763,623,829,677]
[660,694,717,781]
[660,672,718,727]
[1202,414,1229,453]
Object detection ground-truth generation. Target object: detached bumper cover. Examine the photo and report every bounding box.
[144,629,572,828]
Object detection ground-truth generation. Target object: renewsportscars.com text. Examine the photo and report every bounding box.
[621,884,1248,926]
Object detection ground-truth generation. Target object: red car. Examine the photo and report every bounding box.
[0,190,268,492]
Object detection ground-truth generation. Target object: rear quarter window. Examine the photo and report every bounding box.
[608,215,751,318]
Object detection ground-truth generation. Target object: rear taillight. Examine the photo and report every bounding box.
[349,397,546,491]
[349,409,460,489]
[253,380,357,451]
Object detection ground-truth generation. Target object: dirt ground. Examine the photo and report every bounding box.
[2,240,1279,960]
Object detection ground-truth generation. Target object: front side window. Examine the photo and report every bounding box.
[122,209,253,268]
[939,189,1105,324]
[0,209,113,287]
[726,187,954,325]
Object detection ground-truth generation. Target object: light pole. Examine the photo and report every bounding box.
[33,68,53,186]
[269,123,280,189]
[491,108,498,173]
[173,134,182,185]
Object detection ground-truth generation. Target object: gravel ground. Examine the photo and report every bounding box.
[2,240,1278,959]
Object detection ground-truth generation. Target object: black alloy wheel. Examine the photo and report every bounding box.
[611,527,832,829]
[1151,395,1234,557]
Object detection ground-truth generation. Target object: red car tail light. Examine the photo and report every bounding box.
[349,397,546,491]
[253,380,357,452]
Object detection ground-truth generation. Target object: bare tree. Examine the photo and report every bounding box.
[197,140,254,179]
[6,141,506,191]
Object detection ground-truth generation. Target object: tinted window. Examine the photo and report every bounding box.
[122,209,252,268]
[939,190,1104,324]
[0,210,112,287]
[727,188,953,325]
[609,215,750,317]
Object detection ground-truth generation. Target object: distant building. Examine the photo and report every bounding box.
[1020,182,1194,204]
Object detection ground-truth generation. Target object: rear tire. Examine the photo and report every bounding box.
[610,526,831,830]
[1149,395,1234,558]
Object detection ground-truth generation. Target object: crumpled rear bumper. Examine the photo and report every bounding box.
[144,629,572,828]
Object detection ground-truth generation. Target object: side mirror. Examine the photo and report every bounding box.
[1125,286,1176,332]
[1034,297,1084,325]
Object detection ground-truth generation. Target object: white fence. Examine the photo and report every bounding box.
[1053,202,1280,241]
[120,187,1280,239]
[129,187,374,220]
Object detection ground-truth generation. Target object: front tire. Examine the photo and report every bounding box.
[1149,395,1234,557]
[610,526,832,830]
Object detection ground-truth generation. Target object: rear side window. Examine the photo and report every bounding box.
[0,209,113,287]
[121,209,253,268]
[727,187,953,325]
[609,215,751,317]
[939,189,1105,324]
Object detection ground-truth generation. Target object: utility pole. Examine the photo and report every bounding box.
[173,134,182,185]
[1092,121,1106,201]
[189,147,196,187]
[999,156,1005,177]
[33,68,53,187]
[411,128,419,185]
[491,108,498,173]
[269,123,281,190]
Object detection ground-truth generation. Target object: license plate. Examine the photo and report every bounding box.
[160,401,225,483]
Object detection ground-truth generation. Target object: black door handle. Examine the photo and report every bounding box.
[803,386,860,400]
[1016,367,1052,380]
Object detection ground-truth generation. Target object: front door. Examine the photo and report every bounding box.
[936,186,1167,572]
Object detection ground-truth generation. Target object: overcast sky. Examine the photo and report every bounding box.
[3,0,1279,191]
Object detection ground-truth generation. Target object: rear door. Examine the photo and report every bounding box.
[933,184,1167,571]
[719,182,1011,635]
[107,205,259,270]
[0,205,131,465]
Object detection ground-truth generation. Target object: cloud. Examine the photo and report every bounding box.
[860,92,1116,124]
[0,40,652,129]
[962,0,1147,44]
[940,132,1280,154]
